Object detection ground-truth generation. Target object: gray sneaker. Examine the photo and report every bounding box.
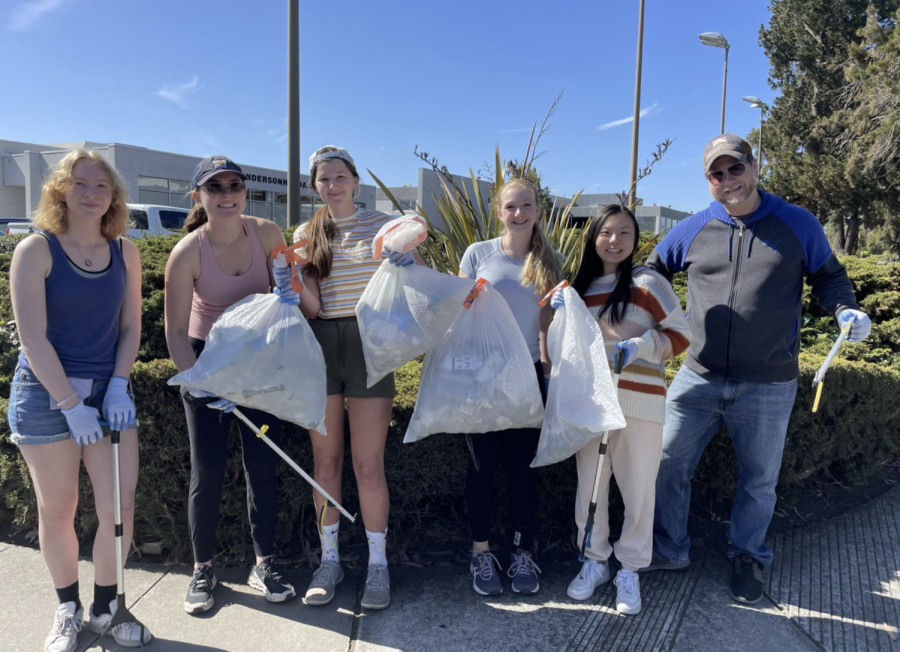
[508,549,541,594]
[360,564,391,610]
[304,560,344,606]
[638,551,690,573]
[470,551,503,596]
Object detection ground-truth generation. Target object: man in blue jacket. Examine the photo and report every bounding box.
[642,134,871,604]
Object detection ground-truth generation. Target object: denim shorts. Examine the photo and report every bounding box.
[7,366,138,445]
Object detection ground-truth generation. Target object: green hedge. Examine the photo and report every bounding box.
[1,233,899,562]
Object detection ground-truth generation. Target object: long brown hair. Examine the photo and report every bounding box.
[493,178,563,295]
[303,146,360,278]
[32,150,129,239]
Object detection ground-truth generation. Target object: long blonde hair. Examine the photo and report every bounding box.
[32,150,129,239]
[303,146,360,279]
[494,178,563,295]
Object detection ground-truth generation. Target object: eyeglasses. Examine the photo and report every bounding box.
[202,181,245,195]
[707,163,748,185]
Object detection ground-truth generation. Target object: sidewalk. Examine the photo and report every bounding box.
[2,485,898,652]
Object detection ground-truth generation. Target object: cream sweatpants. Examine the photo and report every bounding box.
[574,416,663,571]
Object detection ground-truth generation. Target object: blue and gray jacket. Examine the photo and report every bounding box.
[646,190,859,382]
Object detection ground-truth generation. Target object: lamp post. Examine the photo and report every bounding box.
[627,0,646,211]
[287,0,300,229]
[742,95,767,169]
[699,32,729,134]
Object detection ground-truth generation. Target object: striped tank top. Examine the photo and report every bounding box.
[294,209,392,319]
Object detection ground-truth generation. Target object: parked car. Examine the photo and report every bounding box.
[5,204,189,238]
[2,217,29,236]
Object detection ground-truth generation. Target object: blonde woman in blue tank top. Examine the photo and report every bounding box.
[7,151,150,650]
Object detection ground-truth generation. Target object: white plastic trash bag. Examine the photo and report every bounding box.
[531,287,626,467]
[405,280,544,443]
[371,213,428,259]
[357,214,472,387]
[168,293,328,434]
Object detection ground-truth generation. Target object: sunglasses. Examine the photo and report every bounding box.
[202,181,245,195]
[707,163,748,185]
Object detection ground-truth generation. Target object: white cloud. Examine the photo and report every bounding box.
[156,76,204,110]
[8,0,66,32]
[253,119,266,128]
[597,103,661,131]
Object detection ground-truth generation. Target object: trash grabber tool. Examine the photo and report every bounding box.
[811,315,854,413]
[461,278,489,470]
[538,279,568,307]
[231,408,357,523]
[98,424,149,651]
[579,348,626,563]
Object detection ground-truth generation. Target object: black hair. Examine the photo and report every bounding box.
[571,205,640,324]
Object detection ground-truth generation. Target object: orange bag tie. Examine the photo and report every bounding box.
[462,278,489,309]
[538,280,569,307]
[271,239,309,293]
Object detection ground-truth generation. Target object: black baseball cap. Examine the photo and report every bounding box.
[192,156,247,188]
[703,134,754,171]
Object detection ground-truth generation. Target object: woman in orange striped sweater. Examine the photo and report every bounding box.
[552,205,690,615]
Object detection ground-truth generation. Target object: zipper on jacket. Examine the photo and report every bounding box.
[724,225,745,372]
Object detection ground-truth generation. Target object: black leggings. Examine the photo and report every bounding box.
[183,338,283,562]
[466,361,547,551]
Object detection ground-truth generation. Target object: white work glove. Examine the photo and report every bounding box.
[614,339,639,368]
[838,309,871,342]
[102,376,135,431]
[61,400,104,446]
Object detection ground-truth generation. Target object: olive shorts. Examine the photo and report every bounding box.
[309,316,395,398]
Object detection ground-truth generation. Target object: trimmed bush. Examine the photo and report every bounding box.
[0,235,898,562]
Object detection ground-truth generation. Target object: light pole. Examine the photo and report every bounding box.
[287,0,300,229]
[627,0,646,211]
[742,95,767,169]
[699,32,729,134]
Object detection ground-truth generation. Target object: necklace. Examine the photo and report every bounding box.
[69,239,102,267]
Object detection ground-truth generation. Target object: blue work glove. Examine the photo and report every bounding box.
[839,309,871,342]
[188,389,236,413]
[61,400,104,446]
[614,339,639,368]
[550,288,566,310]
[272,253,300,305]
[102,376,135,431]
[383,248,415,267]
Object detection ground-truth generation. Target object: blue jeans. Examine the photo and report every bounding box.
[653,366,797,566]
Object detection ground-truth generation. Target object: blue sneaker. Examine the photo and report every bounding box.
[470,551,503,596]
[508,549,541,594]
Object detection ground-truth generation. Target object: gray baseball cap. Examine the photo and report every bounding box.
[703,134,754,171]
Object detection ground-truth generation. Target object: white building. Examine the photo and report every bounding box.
[0,139,377,227]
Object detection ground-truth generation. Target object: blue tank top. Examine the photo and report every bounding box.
[18,233,126,379]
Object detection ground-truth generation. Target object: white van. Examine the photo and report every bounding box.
[6,204,189,239]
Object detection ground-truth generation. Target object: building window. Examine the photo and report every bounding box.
[170,179,191,194]
[138,176,168,192]
[138,189,169,206]
[247,189,267,202]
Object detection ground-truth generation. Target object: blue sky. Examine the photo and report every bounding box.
[3,0,777,214]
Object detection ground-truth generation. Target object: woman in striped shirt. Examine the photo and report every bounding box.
[292,146,420,611]
[551,205,690,615]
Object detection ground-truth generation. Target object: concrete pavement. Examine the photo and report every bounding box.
[2,485,899,652]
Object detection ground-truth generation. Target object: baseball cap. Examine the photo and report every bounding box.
[192,156,247,188]
[703,134,754,171]
[308,146,355,173]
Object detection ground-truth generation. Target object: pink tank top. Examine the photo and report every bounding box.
[188,216,271,339]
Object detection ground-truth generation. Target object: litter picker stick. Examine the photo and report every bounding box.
[231,408,357,523]
[538,280,569,307]
[579,348,626,563]
[811,316,854,413]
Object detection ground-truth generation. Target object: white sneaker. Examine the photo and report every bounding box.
[88,599,153,647]
[614,569,642,615]
[44,602,83,652]
[566,559,611,600]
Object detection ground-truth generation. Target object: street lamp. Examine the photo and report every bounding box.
[699,32,729,134]
[742,95,767,170]
[628,0,646,211]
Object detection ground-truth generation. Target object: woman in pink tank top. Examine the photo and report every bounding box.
[163,156,297,614]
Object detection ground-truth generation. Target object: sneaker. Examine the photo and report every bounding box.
[304,560,344,606]
[730,554,764,604]
[613,569,642,615]
[183,564,217,615]
[566,559,611,600]
[44,602,83,652]
[248,558,296,603]
[360,564,391,610]
[470,551,503,596]
[507,549,542,595]
[88,599,153,647]
[638,551,690,573]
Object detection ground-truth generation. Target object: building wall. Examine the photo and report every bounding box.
[0,185,25,217]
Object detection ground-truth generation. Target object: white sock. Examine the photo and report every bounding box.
[366,528,388,566]
[319,522,340,563]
